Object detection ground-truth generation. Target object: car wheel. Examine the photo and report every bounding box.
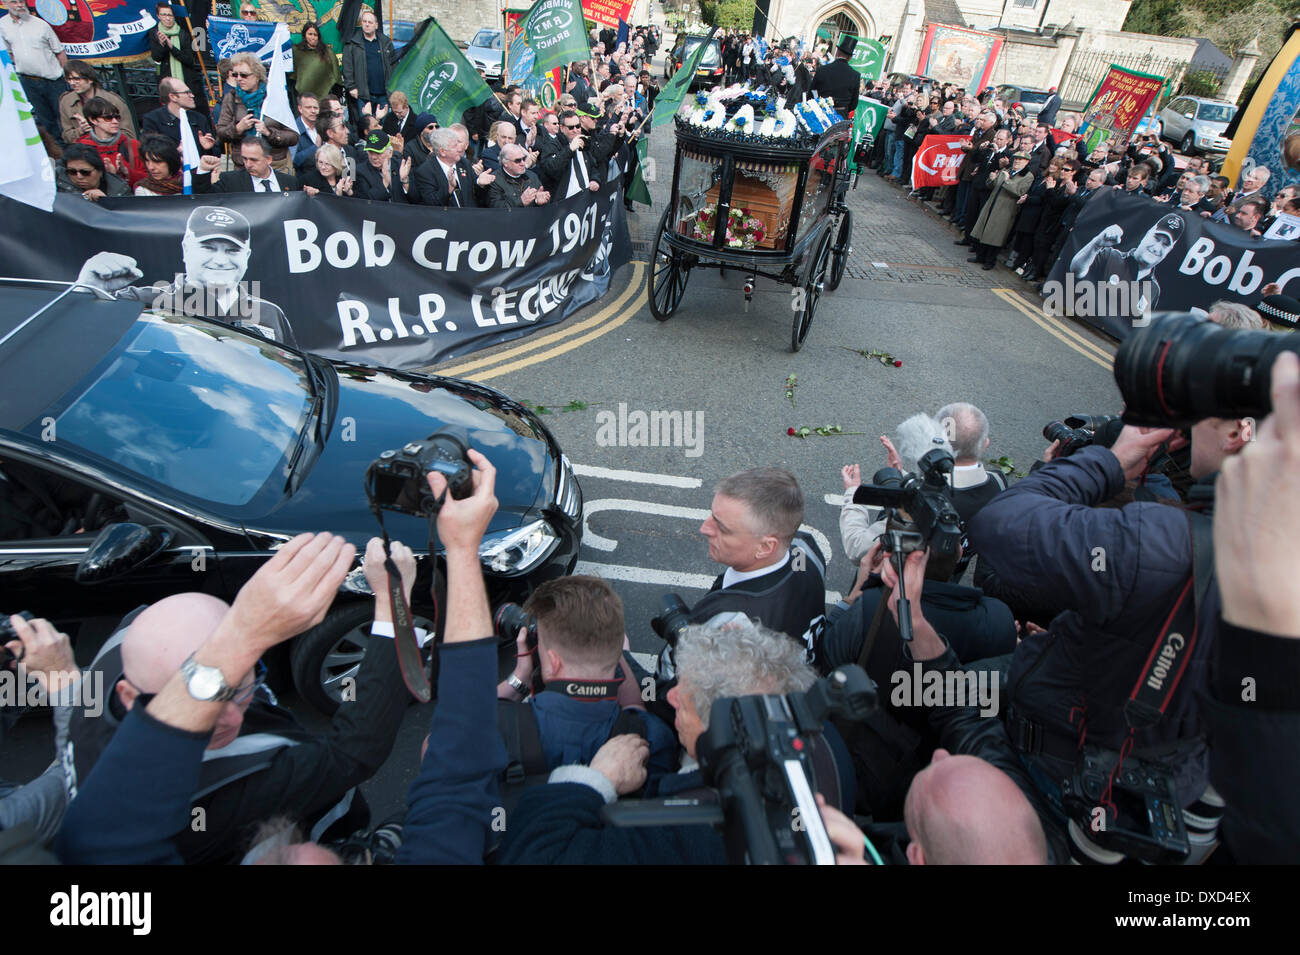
[290,602,435,715]
[1182,132,1196,155]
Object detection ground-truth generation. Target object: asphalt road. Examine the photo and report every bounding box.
[1,76,1130,835]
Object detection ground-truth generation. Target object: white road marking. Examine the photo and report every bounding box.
[629,651,658,672]
[576,559,842,604]
[572,463,702,488]
[872,261,889,268]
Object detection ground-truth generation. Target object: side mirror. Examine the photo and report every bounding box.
[75,523,174,584]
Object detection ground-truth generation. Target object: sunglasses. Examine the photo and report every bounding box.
[563,123,580,129]
[231,71,253,78]
[66,166,97,176]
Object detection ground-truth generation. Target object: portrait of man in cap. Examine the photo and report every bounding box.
[1069,211,1185,314]
[73,205,298,349]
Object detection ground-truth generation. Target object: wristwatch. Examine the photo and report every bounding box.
[180,653,238,702]
[506,673,530,698]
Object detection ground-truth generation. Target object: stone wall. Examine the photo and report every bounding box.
[395,0,501,44]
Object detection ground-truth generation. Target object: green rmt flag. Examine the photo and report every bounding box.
[847,37,886,82]
[523,0,591,76]
[652,25,720,129]
[848,97,887,172]
[388,19,494,128]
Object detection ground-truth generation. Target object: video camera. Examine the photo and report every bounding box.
[851,447,962,559]
[601,665,879,864]
[1042,414,1123,458]
[1116,313,1300,428]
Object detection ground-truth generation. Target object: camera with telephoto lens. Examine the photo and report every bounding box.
[1042,414,1124,459]
[1062,743,1189,863]
[1115,313,1300,428]
[651,594,692,647]
[365,427,472,517]
[601,665,880,865]
[851,448,962,559]
[0,612,33,669]
[494,602,538,651]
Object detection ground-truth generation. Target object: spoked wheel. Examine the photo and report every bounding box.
[792,230,833,352]
[827,209,853,291]
[649,207,689,321]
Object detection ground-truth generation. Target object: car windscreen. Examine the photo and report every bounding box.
[22,313,312,507]
[1197,103,1235,123]
[684,38,720,68]
[1016,91,1050,104]
[472,29,503,50]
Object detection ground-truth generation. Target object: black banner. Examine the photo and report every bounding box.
[0,175,631,370]
[1047,190,1300,339]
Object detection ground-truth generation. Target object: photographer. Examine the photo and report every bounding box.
[495,616,853,864]
[969,410,1254,861]
[63,535,414,864]
[1205,351,1300,861]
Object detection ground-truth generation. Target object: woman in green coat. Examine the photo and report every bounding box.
[293,22,341,101]
[971,151,1035,270]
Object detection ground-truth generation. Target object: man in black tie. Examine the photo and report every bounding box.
[196,138,301,193]
[412,127,494,207]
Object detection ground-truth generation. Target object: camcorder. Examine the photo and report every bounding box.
[1042,414,1123,458]
[601,665,879,865]
[364,427,473,517]
[1116,313,1300,428]
[0,611,32,669]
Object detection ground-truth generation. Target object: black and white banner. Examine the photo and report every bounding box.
[1048,190,1300,339]
[0,176,631,370]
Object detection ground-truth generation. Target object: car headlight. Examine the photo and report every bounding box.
[555,454,582,519]
[480,520,559,574]
[341,563,374,596]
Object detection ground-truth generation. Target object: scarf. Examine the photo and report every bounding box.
[161,22,184,80]
[235,84,267,124]
[140,172,182,195]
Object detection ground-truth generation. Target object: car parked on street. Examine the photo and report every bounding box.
[1159,95,1237,155]
[996,84,1053,120]
[0,280,582,713]
[466,27,505,83]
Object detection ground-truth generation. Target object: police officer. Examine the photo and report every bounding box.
[811,35,862,116]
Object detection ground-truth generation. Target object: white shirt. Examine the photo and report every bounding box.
[0,13,64,80]
[253,174,280,192]
[438,158,461,205]
[949,462,992,490]
[721,550,789,589]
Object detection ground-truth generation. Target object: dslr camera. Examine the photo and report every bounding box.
[851,447,962,559]
[1062,744,1189,863]
[364,427,472,517]
[1042,414,1123,458]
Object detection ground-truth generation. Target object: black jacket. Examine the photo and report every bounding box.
[412,154,481,207]
[195,168,301,193]
[341,29,397,102]
[352,153,409,202]
[486,167,544,208]
[811,57,861,114]
[141,106,216,152]
[148,23,207,108]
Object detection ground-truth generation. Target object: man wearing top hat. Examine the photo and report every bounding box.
[1069,212,1185,315]
[73,205,298,349]
[811,35,861,115]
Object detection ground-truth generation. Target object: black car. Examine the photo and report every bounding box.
[0,281,582,712]
[666,34,724,90]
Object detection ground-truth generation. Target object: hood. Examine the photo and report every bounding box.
[246,360,555,548]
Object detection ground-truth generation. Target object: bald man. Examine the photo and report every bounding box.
[64,537,418,865]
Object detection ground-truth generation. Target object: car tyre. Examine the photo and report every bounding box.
[1182,132,1196,155]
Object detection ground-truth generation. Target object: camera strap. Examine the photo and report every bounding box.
[856,589,890,673]
[368,490,433,703]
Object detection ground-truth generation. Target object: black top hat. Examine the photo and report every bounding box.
[837,34,857,58]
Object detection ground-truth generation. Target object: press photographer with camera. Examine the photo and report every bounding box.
[969,320,1259,863]
[1205,350,1300,862]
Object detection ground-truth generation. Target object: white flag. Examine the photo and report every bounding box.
[0,49,55,211]
[179,107,201,194]
[261,23,296,131]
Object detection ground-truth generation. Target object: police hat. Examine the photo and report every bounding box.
[836,34,857,58]
[1151,213,1185,243]
[186,206,250,247]
[1258,294,1300,330]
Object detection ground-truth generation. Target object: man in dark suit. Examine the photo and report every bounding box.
[412,126,492,207]
[142,79,218,153]
[353,128,411,203]
[1036,87,1061,128]
[811,35,861,115]
[195,138,301,193]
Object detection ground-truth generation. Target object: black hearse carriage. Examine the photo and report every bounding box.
[648,114,854,351]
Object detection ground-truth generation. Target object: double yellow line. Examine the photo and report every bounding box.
[435,262,647,382]
[991,287,1116,370]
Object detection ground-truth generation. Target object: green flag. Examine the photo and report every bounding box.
[652,25,719,129]
[522,0,591,77]
[847,97,887,172]
[388,19,494,128]
[847,37,886,82]
[627,135,651,205]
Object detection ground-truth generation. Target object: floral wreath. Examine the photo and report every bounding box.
[692,204,766,249]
